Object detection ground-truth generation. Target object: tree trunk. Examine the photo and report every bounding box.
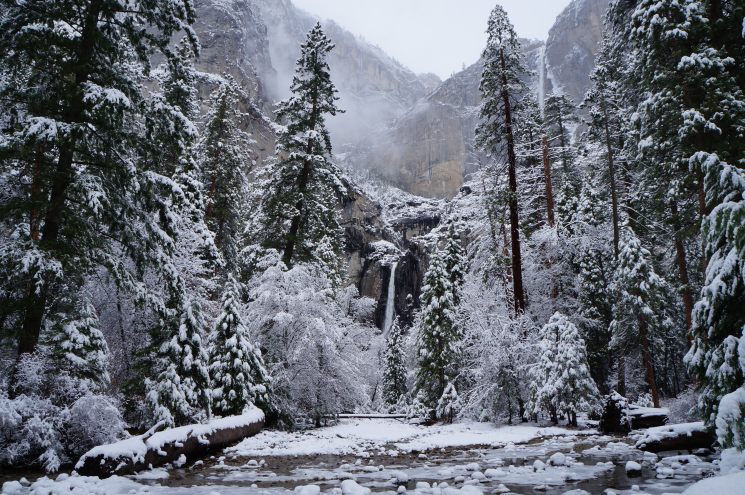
[541,135,555,228]
[670,201,693,338]
[19,0,104,356]
[617,353,626,397]
[602,104,620,257]
[638,317,660,407]
[499,48,525,314]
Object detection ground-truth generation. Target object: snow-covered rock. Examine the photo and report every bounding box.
[625,461,642,476]
[548,452,567,466]
[341,479,371,495]
[295,484,322,495]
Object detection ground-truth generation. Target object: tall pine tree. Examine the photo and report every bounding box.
[0,0,200,361]
[209,276,272,417]
[257,23,346,284]
[476,5,528,314]
[415,250,463,408]
[199,78,252,270]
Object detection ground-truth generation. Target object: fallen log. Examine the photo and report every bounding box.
[633,422,716,453]
[75,406,264,478]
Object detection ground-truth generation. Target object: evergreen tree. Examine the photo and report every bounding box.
[382,317,407,407]
[0,0,199,360]
[209,276,272,417]
[553,315,600,426]
[515,95,550,235]
[415,250,462,406]
[582,32,625,256]
[436,382,462,424]
[51,300,110,393]
[145,297,211,427]
[575,183,614,392]
[611,228,675,407]
[476,5,528,314]
[443,223,467,305]
[529,312,598,425]
[543,93,578,186]
[257,23,346,283]
[528,313,561,423]
[686,154,745,431]
[199,78,252,270]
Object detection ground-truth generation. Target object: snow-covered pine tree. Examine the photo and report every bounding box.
[209,276,272,417]
[443,223,467,305]
[199,78,253,270]
[515,95,550,236]
[0,0,199,360]
[553,314,600,426]
[476,5,528,314]
[575,183,614,392]
[145,297,211,427]
[257,23,346,284]
[382,317,407,407]
[436,382,462,424]
[582,32,625,257]
[528,313,561,423]
[415,250,463,407]
[147,38,220,305]
[611,227,674,408]
[51,300,110,393]
[543,93,578,187]
[686,154,745,438]
[628,0,745,343]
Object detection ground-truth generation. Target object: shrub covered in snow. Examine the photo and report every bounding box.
[66,395,126,455]
[245,252,375,425]
[0,351,125,473]
[436,382,462,423]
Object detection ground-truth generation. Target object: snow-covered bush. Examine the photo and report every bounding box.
[66,395,126,456]
[245,252,374,425]
[406,392,431,422]
[436,382,462,423]
[0,352,124,472]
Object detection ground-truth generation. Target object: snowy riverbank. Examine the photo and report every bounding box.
[2,418,733,495]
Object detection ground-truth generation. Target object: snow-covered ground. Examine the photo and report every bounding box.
[0,419,728,495]
[227,419,594,457]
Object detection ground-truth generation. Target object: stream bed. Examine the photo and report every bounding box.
[1,431,718,495]
[133,435,715,494]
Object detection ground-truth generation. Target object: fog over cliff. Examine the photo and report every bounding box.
[192,0,610,198]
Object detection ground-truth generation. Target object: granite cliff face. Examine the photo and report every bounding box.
[354,0,610,199]
[191,0,609,199]
[543,0,610,104]
[186,0,611,325]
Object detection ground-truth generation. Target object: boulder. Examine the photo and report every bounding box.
[633,422,716,453]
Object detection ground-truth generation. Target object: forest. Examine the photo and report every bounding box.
[0,0,744,494]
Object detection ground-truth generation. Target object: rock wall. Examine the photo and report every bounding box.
[354,0,609,199]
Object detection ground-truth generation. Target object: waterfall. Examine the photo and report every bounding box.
[383,262,398,337]
[538,44,547,115]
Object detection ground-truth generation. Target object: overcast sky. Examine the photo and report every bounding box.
[292,0,572,79]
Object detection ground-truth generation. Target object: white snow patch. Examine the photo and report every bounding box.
[229,419,593,457]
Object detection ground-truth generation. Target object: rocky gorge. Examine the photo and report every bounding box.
[188,0,611,330]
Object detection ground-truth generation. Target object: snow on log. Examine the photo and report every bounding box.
[633,422,716,453]
[75,406,264,477]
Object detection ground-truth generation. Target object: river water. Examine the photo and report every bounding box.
[1,432,716,495]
